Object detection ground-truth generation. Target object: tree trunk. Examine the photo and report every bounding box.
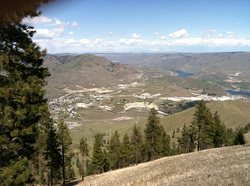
[39,156,42,186]
[62,146,65,184]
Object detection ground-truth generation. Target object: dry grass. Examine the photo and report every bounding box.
[77,145,250,186]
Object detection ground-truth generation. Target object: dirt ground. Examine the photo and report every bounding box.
[76,145,250,186]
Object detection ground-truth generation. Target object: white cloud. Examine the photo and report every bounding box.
[200,29,216,39]
[132,33,141,39]
[226,31,234,34]
[22,15,53,25]
[119,38,147,46]
[34,28,64,39]
[103,32,113,37]
[32,35,250,53]
[71,21,80,29]
[160,36,167,40]
[154,32,160,36]
[169,29,190,38]
[68,32,74,35]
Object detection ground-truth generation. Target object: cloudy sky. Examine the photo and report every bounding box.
[22,0,250,54]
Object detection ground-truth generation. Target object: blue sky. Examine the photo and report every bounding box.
[22,0,250,53]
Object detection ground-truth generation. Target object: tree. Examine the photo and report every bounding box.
[44,120,61,186]
[144,108,162,161]
[234,129,246,145]
[0,9,53,185]
[108,131,121,169]
[79,137,89,180]
[91,135,104,174]
[191,100,215,151]
[120,133,133,167]
[177,124,196,153]
[57,118,72,184]
[131,125,143,165]
[213,111,226,147]
[160,125,171,157]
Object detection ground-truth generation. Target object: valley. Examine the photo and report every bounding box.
[44,53,250,150]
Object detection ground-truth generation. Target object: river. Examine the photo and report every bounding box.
[226,90,250,97]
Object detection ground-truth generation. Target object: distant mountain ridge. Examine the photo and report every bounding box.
[43,54,145,89]
[96,52,250,81]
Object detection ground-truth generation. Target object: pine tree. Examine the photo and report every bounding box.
[191,100,215,151]
[131,125,143,165]
[0,9,53,185]
[102,149,110,172]
[120,133,133,167]
[213,111,226,147]
[144,108,162,161]
[177,124,196,153]
[57,118,72,184]
[108,130,121,169]
[79,137,89,180]
[160,126,171,157]
[44,120,61,185]
[91,135,104,174]
[234,129,246,145]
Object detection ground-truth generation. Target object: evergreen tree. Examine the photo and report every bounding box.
[108,130,121,169]
[0,8,54,185]
[44,120,61,185]
[224,128,235,146]
[131,125,143,165]
[191,100,215,151]
[79,137,89,180]
[160,126,171,156]
[102,149,110,172]
[234,129,246,145]
[57,118,72,184]
[120,133,133,167]
[144,108,162,161]
[177,124,196,153]
[213,111,226,147]
[91,135,104,174]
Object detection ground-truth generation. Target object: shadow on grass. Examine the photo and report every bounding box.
[62,179,83,186]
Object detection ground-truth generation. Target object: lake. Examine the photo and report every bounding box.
[226,90,250,97]
[174,70,193,77]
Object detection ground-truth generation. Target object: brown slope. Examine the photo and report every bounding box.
[77,145,250,186]
[45,54,145,89]
[161,100,250,134]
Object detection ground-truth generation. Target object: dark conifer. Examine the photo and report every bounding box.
[79,137,89,180]
[120,133,133,167]
[108,130,121,169]
[0,8,52,185]
[213,111,226,147]
[91,135,104,174]
[131,125,143,165]
[144,108,162,161]
[234,129,246,145]
[191,100,215,151]
[57,118,72,184]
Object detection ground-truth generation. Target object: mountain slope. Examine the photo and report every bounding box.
[161,100,250,133]
[44,54,145,89]
[96,52,250,81]
[77,145,250,186]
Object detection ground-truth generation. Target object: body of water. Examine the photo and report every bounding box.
[174,70,193,77]
[226,90,250,97]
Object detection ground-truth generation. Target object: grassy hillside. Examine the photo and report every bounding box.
[45,54,145,89]
[161,100,250,134]
[69,100,250,151]
[77,145,250,186]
